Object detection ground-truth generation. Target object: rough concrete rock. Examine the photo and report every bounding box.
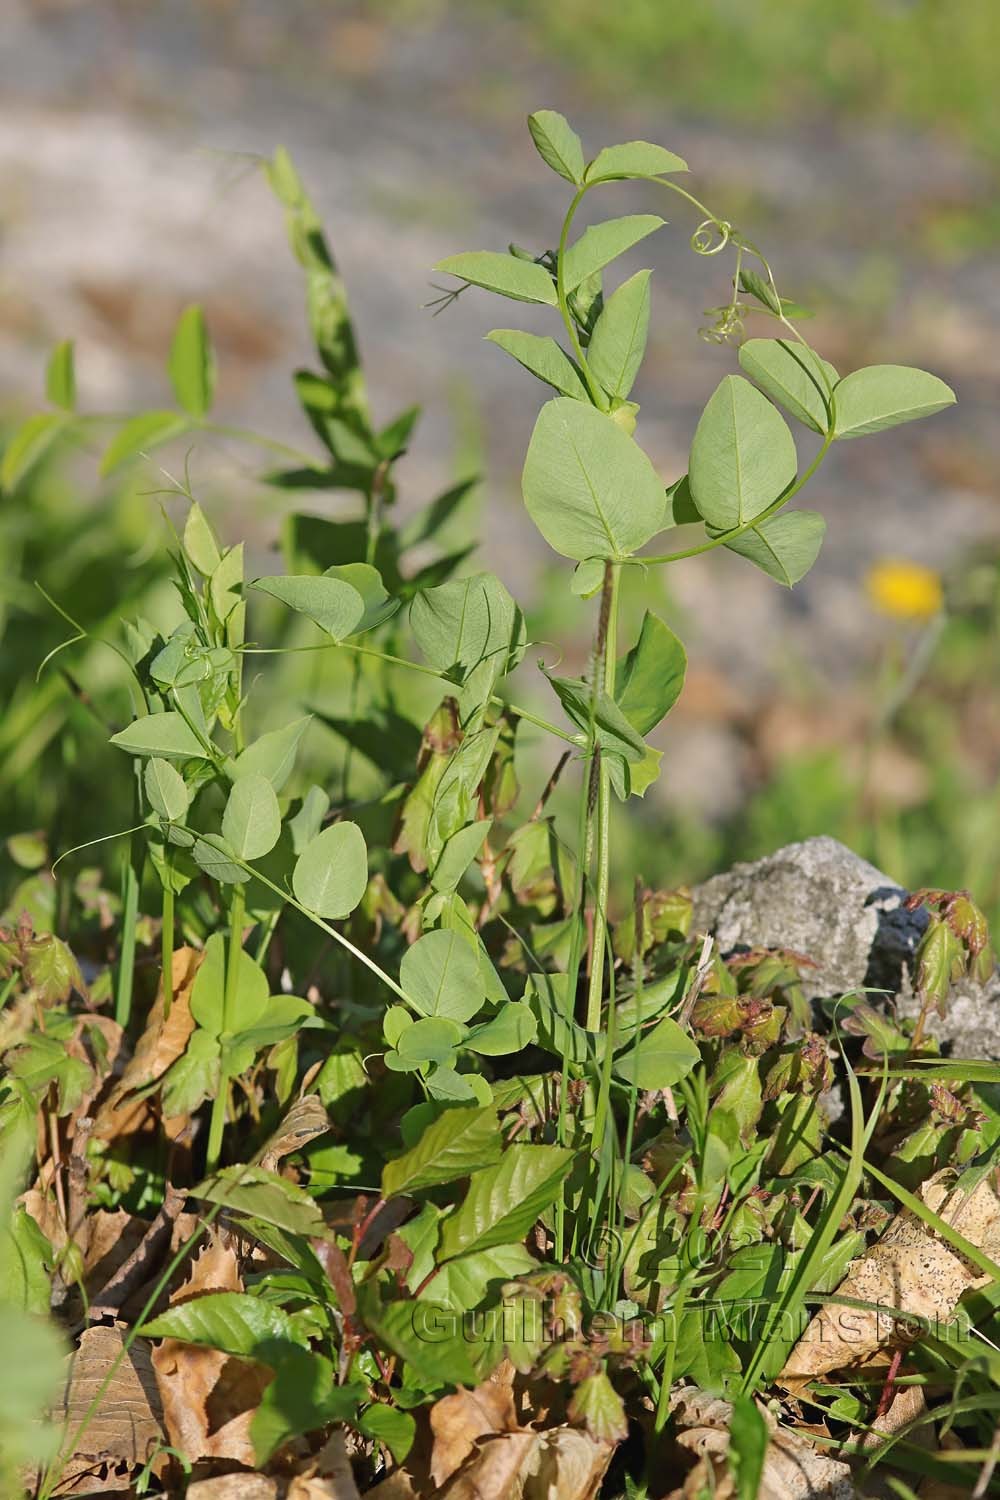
[692,835,1000,1058]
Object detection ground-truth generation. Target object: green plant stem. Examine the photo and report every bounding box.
[114,764,143,1027]
[554,186,606,408]
[585,561,620,1030]
[205,882,246,1172]
[161,857,175,1020]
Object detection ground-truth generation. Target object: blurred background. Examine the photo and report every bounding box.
[3,0,1000,920]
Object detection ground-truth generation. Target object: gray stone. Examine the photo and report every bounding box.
[692,835,1000,1058]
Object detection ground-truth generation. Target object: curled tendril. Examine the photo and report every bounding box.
[699,302,745,346]
[690,218,732,256]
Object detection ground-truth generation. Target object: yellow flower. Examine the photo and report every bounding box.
[866,558,943,621]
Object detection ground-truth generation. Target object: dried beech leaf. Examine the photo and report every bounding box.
[56,1323,164,1477]
[93,948,201,1142]
[781,1172,1000,1390]
[186,1479,278,1500]
[292,1429,362,1497]
[439,1430,542,1499]
[527,1427,613,1500]
[431,1379,519,1486]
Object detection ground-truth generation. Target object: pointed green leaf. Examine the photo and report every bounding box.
[522,398,665,561]
[431,820,493,894]
[169,304,215,418]
[546,674,645,762]
[400,928,484,1023]
[110,711,209,760]
[192,834,250,885]
[832,364,956,439]
[100,411,188,476]
[358,1403,415,1464]
[292,821,368,918]
[144,757,190,822]
[688,375,797,531]
[738,339,838,435]
[434,252,557,306]
[486,330,588,399]
[527,109,585,184]
[587,270,651,400]
[563,215,664,294]
[322,563,399,634]
[585,141,688,183]
[45,340,76,411]
[616,612,686,735]
[723,509,826,586]
[1,412,68,491]
[420,1244,537,1313]
[381,1104,501,1197]
[196,1164,327,1237]
[183,502,223,577]
[252,1351,360,1465]
[613,1016,699,1089]
[438,1144,574,1261]
[231,716,311,792]
[142,1290,306,1356]
[222,772,281,860]
[250,574,365,640]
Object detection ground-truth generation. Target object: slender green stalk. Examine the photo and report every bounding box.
[160,851,175,1021]
[114,763,143,1028]
[205,882,246,1172]
[586,561,620,1030]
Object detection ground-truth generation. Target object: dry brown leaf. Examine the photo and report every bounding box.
[362,1471,418,1500]
[781,1172,1000,1390]
[430,1379,519,1486]
[256,1093,332,1172]
[92,947,201,1143]
[527,1428,613,1500]
[439,1430,542,1499]
[53,1322,165,1493]
[186,1478,278,1500]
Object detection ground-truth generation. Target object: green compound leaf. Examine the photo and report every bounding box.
[168,304,216,419]
[584,141,688,183]
[292,821,368,918]
[250,574,366,641]
[230,716,311,792]
[486,330,588,400]
[723,509,826,587]
[616,611,687,736]
[100,410,188,477]
[832,363,956,439]
[45,340,76,411]
[527,109,585,185]
[562,214,665,294]
[433,252,557,306]
[144,757,190,822]
[222,772,281,861]
[522,398,665,561]
[142,1290,307,1358]
[613,1016,700,1089]
[438,1144,574,1261]
[400,928,485,1023]
[587,269,651,401]
[381,1103,501,1197]
[688,375,797,532]
[738,338,838,435]
[110,711,209,761]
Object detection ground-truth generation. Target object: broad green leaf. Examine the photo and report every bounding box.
[100,410,188,476]
[0,1207,53,1314]
[381,1104,501,1197]
[832,363,956,439]
[196,1165,327,1237]
[585,141,688,183]
[231,716,311,792]
[222,772,281,860]
[464,1001,537,1056]
[729,1394,769,1500]
[426,1066,492,1105]
[522,398,665,561]
[486,330,588,399]
[252,1351,360,1464]
[688,375,797,531]
[250,574,365,641]
[46,340,76,411]
[422,1243,538,1313]
[142,1290,307,1357]
[110,711,209,760]
[438,1144,574,1261]
[169,304,215,418]
[400,928,485,1023]
[183,502,223,576]
[738,339,838,435]
[394,1017,466,1066]
[616,611,686,735]
[527,109,585,184]
[613,1016,699,1089]
[292,821,368,918]
[431,820,493,894]
[723,509,826,586]
[545,674,645,762]
[190,932,268,1035]
[359,1403,415,1464]
[563,215,664,294]
[356,1289,483,1386]
[323,562,399,633]
[192,835,250,885]
[587,270,651,400]
[1,412,68,490]
[411,573,524,682]
[433,252,557,306]
[144,757,190,822]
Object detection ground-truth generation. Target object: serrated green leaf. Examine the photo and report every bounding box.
[587,269,651,401]
[738,339,838,434]
[251,574,365,640]
[100,410,188,476]
[584,141,687,183]
[0,1207,53,1314]
[45,340,76,411]
[142,1289,307,1357]
[400,928,485,1023]
[616,611,686,736]
[438,1144,574,1261]
[563,215,664,293]
[110,711,209,760]
[162,1029,220,1115]
[527,109,585,184]
[434,252,557,306]
[613,1016,700,1089]
[723,509,826,586]
[381,1104,501,1197]
[689,375,797,531]
[144,757,190,822]
[422,1243,538,1314]
[169,304,215,418]
[832,363,956,439]
[231,716,311,792]
[486,330,588,399]
[292,821,368,918]
[357,1290,483,1386]
[222,772,281,860]
[522,398,665,561]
